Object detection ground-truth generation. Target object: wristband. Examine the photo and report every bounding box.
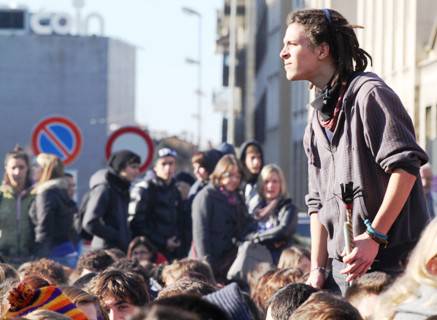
[364,219,388,240]
[366,230,388,248]
[310,267,327,274]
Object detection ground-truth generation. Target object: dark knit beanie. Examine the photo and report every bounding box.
[204,283,253,320]
[202,149,223,175]
[108,150,141,173]
[175,171,196,186]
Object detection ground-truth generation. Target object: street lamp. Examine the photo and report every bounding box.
[182,6,202,148]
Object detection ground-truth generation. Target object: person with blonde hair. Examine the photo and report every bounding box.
[29,153,78,267]
[278,246,311,274]
[245,164,298,264]
[373,218,437,319]
[191,154,252,282]
[161,258,216,287]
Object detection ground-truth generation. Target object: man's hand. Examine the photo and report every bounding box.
[166,236,181,252]
[306,269,326,289]
[340,232,379,281]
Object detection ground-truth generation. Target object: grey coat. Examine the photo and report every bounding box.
[304,72,429,264]
[247,197,298,247]
[191,183,252,274]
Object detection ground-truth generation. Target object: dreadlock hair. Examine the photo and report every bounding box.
[287,8,372,82]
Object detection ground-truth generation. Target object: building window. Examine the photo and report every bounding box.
[255,0,267,73]
[255,92,266,143]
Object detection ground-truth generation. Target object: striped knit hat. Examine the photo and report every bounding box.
[5,282,87,320]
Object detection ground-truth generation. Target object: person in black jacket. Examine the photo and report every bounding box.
[191,154,253,282]
[82,150,140,252]
[245,164,298,264]
[29,153,78,267]
[129,147,186,261]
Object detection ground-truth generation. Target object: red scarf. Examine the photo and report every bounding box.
[319,82,347,131]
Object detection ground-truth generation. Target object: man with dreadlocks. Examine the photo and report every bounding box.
[279,8,429,294]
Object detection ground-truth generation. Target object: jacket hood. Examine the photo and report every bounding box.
[239,140,264,183]
[239,140,264,163]
[89,168,131,191]
[89,169,108,188]
[33,177,68,194]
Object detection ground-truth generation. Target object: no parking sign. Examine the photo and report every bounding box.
[105,126,154,173]
[31,116,82,165]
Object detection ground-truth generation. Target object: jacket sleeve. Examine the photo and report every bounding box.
[303,120,323,214]
[253,201,298,243]
[33,189,57,257]
[82,184,119,243]
[361,87,428,175]
[191,190,213,263]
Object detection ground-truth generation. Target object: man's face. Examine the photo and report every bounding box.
[279,23,321,81]
[245,151,262,175]
[119,163,141,182]
[154,156,176,183]
[103,295,138,320]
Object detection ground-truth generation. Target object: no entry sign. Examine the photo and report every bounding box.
[105,126,154,173]
[32,116,82,165]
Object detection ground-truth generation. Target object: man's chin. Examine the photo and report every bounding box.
[285,71,298,81]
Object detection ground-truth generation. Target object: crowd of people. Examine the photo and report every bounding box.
[1,7,437,320]
[0,140,435,319]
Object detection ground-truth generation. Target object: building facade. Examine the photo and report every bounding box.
[218,0,437,209]
[0,28,136,198]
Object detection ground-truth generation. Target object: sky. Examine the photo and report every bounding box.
[22,0,224,147]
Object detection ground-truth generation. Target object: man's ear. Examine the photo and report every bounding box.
[316,42,331,60]
[426,255,437,276]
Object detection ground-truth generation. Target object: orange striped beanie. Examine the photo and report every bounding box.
[5,282,88,320]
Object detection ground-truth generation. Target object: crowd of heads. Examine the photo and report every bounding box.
[1,142,436,319]
[0,220,435,320]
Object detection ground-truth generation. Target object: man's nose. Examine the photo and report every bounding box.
[280,46,288,59]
